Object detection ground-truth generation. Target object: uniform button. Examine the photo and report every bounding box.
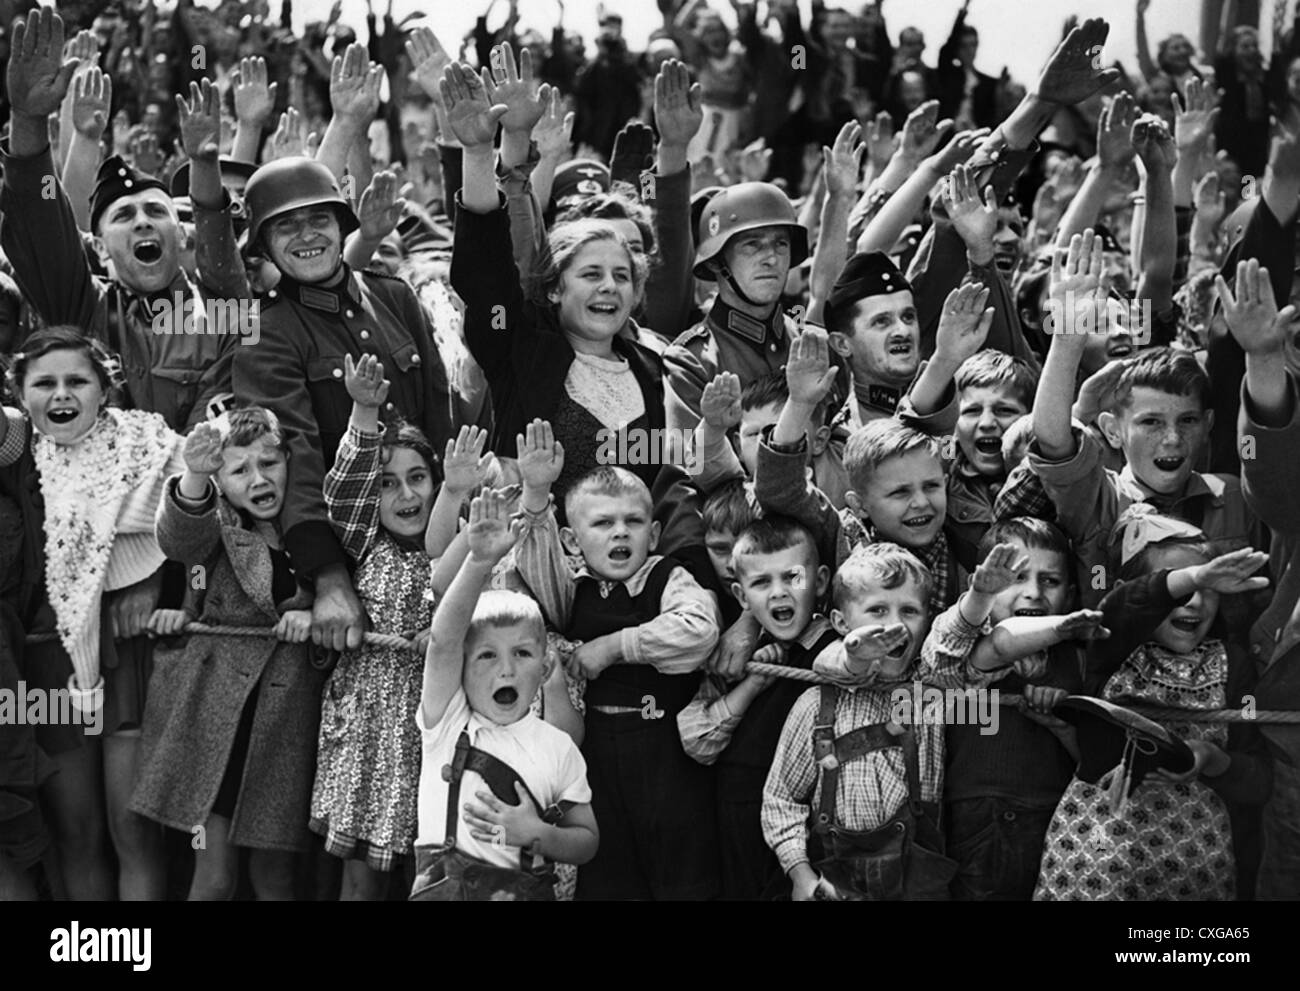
[769,343,776,352]
[411,354,421,365]
[958,509,969,520]
[346,309,355,318]
[332,368,343,379]
[359,330,370,340]
[268,289,277,299]
[385,402,395,410]
[1003,811,1016,822]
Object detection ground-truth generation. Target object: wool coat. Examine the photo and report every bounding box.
[131,477,324,851]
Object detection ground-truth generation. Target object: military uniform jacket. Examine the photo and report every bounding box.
[0,143,244,432]
[232,266,455,577]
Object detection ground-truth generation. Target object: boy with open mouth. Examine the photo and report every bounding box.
[901,282,1040,571]
[414,489,597,902]
[1031,231,1257,608]
[513,426,722,900]
[677,516,839,900]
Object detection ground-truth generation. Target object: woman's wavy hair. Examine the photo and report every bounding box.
[5,325,123,396]
[526,218,649,310]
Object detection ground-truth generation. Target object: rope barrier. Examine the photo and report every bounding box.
[23,627,1300,725]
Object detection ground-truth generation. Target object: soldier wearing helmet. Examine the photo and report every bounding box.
[663,181,814,432]
[232,156,460,653]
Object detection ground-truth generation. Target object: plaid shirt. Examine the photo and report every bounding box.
[322,424,383,564]
[992,461,1055,522]
[760,616,969,874]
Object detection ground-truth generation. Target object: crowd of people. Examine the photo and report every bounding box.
[2,0,1300,903]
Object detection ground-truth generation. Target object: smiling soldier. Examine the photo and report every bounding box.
[233,156,459,653]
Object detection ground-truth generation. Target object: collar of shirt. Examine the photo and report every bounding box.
[128,268,197,318]
[1115,464,1226,514]
[836,386,902,431]
[268,264,362,314]
[574,552,664,598]
[706,297,787,349]
[463,707,541,743]
[758,614,833,652]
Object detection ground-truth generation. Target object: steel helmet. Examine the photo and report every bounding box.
[243,156,360,248]
[693,181,808,280]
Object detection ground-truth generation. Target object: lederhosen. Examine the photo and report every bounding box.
[409,730,572,901]
[570,556,720,900]
[716,626,840,901]
[807,685,956,900]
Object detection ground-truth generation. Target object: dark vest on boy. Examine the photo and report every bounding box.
[567,555,700,716]
[716,624,840,801]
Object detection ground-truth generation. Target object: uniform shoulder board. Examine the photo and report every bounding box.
[669,322,711,349]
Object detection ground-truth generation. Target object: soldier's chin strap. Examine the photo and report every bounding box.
[717,261,779,314]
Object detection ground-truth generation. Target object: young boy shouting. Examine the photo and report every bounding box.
[1031,230,1255,602]
[678,516,839,899]
[514,420,722,900]
[414,489,598,901]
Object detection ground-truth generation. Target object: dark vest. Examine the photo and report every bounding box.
[568,556,699,715]
[717,626,840,798]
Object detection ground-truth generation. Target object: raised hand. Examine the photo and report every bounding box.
[71,68,111,140]
[129,129,164,176]
[1072,357,1127,423]
[864,111,896,171]
[8,7,79,119]
[928,127,989,175]
[176,78,221,162]
[843,623,910,678]
[233,56,278,127]
[611,120,656,190]
[1048,229,1106,339]
[700,371,743,431]
[823,121,865,196]
[483,42,548,134]
[1172,76,1219,153]
[971,542,1028,595]
[1132,113,1176,174]
[356,170,406,242]
[466,487,525,566]
[934,280,994,365]
[268,107,311,160]
[343,353,390,408]
[439,62,507,149]
[942,163,998,250]
[182,421,226,476]
[1194,171,1226,224]
[64,28,99,69]
[406,25,453,101]
[1054,608,1109,641]
[654,58,703,149]
[739,138,773,182]
[1215,259,1287,356]
[784,326,838,407]
[441,426,493,496]
[1096,91,1136,169]
[898,100,953,163]
[532,87,575,160]
[1034,17,1123,106]
[517,418,565,494]
[1192,547,1271,594]
[330,43,384,124]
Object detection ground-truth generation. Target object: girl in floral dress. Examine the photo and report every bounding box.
[1034,510,1274,900]
[311,355,444,900]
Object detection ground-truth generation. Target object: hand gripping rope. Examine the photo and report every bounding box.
[23,625,1300,725]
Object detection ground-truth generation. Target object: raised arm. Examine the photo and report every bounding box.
[809,122,865,324]
[317,43,383,184]
[1032,230,1104,460]
[1056,93,1136,245]
[231,56,278,163]
[440,62,508,215]
[1132,113,1178,316]
[1135,0,1159,83]
[63,67,110,233]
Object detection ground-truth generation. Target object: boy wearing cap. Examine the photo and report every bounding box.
[1,14,244,433]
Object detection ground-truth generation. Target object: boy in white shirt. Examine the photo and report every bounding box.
[412,489,598,901]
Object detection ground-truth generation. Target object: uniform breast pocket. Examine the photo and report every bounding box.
[306,356,350,435]
[150,365,202,416]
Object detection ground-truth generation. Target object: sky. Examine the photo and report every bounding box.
[270,0,1263,86]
